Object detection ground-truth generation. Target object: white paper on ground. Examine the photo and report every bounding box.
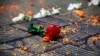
[33,12,42,18]
[92,0,100,6]
[40,8,47,17]
[74,3,82,9]
[88,2,92,6]
[33,7,61,18]
[51,7,60,15]
[12,13,25,22]
[33,8,47,18]
[18,13,25,19]
[46,10,52,16]
[88,0,100,6]
[67,3,74,10]
[67,3,82,10]
[12,17,20,22]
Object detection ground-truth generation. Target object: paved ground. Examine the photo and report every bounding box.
[0,0,100,56]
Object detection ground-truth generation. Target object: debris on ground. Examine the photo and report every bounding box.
[12,13,32,22]
[12,13,25,22]
[73,10,85,18]
[87,15,100,26]
[33,6,61,18]
[67,3,82,10]
[88,0,100,6]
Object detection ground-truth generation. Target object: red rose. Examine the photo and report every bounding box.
[43,24,61,42]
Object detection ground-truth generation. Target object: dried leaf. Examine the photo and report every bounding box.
[29,2,34,7]
[73,10,84,18]
[61,28,67,34]
[27,10,33,16]
[91,36,98,42]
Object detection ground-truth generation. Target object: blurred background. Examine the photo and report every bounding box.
[0,0,100,26]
